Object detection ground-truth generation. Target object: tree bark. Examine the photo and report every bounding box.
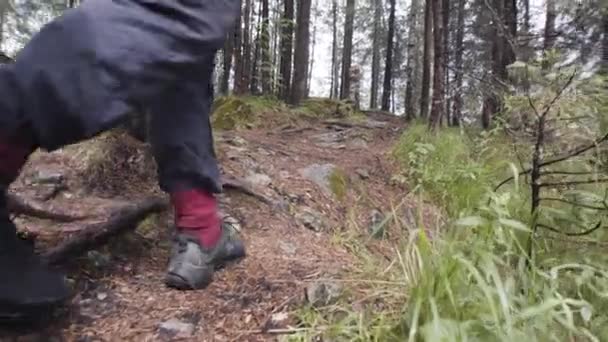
[221,27,235,95]
[428,0,444,130]
[330,0,340,99]
[420,0,433,119]
[442,0,450,124]
[370,0,382,109]
[261,0,272,94]
[340,0,356,100]
[289,0,312,105]
[233,6,244,94]
[308,8,317,96]
[404,0,421,120]
[250,1,263,94]
[451,0,465,126]
[381,0,396,111]
[602,9,608,74]
[241,0,253,93]
[279,0,294,101]
[542,0,556,70]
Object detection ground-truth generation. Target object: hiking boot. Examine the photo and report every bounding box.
[0,190,71,322]
[164,222,246,290]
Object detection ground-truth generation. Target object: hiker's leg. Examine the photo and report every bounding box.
[149,59,245,291]
[0,0,241,317]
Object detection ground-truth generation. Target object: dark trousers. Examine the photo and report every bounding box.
[0,0,241,193]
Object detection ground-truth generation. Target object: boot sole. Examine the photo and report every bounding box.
[164,251,246,291]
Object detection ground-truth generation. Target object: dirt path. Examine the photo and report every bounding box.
[1,113,417,341]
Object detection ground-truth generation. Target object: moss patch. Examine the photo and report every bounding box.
[328,168,349,201]
[211,96,366,131]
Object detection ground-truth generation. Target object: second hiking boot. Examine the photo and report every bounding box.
[0,190,72,322]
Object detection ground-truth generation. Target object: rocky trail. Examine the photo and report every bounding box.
[0,112,437,341]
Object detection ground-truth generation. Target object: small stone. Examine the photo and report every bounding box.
[305,281,343,307]
[355,168,370,179]
[279,241,297,256]
[296,208,326,232]
[33,170,64,185]
[87,250,111,269]
[159,318,196,338]
[369,210,387,239]
[222,215,242,233]
[228,136,248,147]
[350,137,368,149]
[245,172,272,188]
[96,292,108,301]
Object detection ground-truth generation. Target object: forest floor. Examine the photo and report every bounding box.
[0,111,442,341]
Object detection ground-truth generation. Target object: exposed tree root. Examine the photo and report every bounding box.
[222,175,277,207]
[43,197,169,265]
[7,193,87,222]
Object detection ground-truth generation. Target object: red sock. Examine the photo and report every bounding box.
[170,189,221,248]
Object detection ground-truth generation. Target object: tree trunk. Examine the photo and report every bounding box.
[340,0,356,100]
[451,0,465,126]
[250,0,262,94]
[279,0,294,101]
[404,0,421,120]
[503,0,516,68]
[261,0,272,94]
[242,0,253,93]
[330,0,340,99]
[420,0,432,119]
[428,0,444,130]
[290,0,312,105]
[442,0,450,124]
[370,0,382,109]
[233,7,244,94]
[602,10,608,74]
[542,0,556,69]
[381,0,396,111]
[308,7,317,96]
[220,28,235,95]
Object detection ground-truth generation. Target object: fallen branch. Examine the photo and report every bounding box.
[7,192,88,222]
[537,221,604,237]
[43,197,169,265]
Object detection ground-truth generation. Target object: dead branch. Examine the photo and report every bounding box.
[540,197,608,211]
[43,197,169,265]
[494,132,608,192]
[7,192,88,222]
[537,221,604,237]
[539,178,608,188]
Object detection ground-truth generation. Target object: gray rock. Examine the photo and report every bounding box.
[312,131,346,144]
[279,241,297,256]
[296,207,326,232]
[222,215,242,233]
[245,172,272,188]
[159,318,196,338]
[298,163,336,194]
[355,168,370,179]
[350,137,368,149]
[365,119,389,128]
[305,281,343,307]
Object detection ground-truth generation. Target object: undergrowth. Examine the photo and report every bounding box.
[288,117,608,341]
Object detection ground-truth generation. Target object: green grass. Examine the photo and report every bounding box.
[288,122,608,342]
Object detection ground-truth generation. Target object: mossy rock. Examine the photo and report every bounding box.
[211,95,294,130]
[211,96,260,130]
[297,97,364,120]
